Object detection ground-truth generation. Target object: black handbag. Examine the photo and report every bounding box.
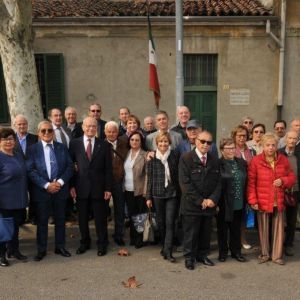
[0,214,14,242]
[284,189,297,207]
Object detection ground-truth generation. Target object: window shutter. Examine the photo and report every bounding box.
[0,60,10,123]
[43,54,65,113]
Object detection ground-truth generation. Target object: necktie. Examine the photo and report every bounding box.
[201,156,206,166]
[47,144,58,180]
[20,138,26,154]
[57,127,68,146]
[86,139,92,161]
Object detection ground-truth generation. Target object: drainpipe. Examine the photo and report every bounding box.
[266,0,286,120]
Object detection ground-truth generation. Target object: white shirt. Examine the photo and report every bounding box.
[124,149,140,191]
[83,135,95,153]
[41,140,64,189]
[195,148,207,163]
[53,124,70,147]
[107,139,117,151]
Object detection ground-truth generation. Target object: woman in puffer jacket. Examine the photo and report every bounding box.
[248,132,296,265]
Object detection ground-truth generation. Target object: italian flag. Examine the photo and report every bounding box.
[148,14,160,109]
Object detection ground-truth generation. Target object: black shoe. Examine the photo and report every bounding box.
[185,259,195,270]
[76,245,90,255]
[0,257,9,267]
[55,248,71,257]
[218,256,227,262]
[7,251,28,261]
[34,251,47,262]
[164,254,176,263]
[160,248,164,256]
[97,248,107,256]
[114,238,125,246]
[231,254,246,262]
[197,256,215,266]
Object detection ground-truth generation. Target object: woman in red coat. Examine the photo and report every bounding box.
[248,132,296,265]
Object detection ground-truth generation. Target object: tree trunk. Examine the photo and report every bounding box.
[0,0,43,132]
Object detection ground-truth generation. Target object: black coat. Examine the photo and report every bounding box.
[179,149,221,216]
[65,122,83,140]
[69,137,112,199]
[14,133,38,159]
[146,150,179,200]
[219,157,247,222]
[279,145,300,187]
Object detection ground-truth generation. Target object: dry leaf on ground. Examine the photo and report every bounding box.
[118,248,130,256]
[122,276,142,288]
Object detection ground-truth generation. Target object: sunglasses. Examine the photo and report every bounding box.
[198,139,212,146]
[90,110,101,113]
[254,130,264,134]
[40,128,54,134]
[243,121,253,124]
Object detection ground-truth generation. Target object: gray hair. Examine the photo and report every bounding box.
[105,121,119,131]
[37,120,53,131]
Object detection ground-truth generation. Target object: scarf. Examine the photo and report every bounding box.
[155,148,171,187]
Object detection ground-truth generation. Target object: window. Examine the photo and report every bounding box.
[0,53,65,122]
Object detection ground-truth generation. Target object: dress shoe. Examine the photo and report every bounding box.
[218,256,227,262]
[114,238,125,246]
[76,245,90,255]
[196,256,215,266]
[285,246,294,257]
[231,254,246,262]
[34,251,47,262]
[97,248,107,256]
[163,254,176,263]
[7,251,28,261]
[55,248,71,257]
[0,257,9,267]
[185,259,195,270]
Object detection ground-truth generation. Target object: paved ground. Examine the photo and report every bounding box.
[1,222,300,300]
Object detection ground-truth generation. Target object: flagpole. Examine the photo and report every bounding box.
[176,0,184,108]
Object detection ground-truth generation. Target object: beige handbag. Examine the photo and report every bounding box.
[143,210,154,242]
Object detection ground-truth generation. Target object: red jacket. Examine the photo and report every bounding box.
[247,152,296,212]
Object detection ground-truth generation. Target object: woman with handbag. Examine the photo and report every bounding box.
[124,131,148,248]
[0,128,28,267]
[217,138,247,263]
[146,132,180,263]
[248,132,296,265]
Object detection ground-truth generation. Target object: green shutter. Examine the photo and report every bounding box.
[43,54,65,113]
[0,60,10,123]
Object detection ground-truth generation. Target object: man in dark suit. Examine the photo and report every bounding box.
[27,121,74,261]
[69,117,112,256]
[14,114,38,158]
[105,121,129,246]
[179,131,221,270]
[13,115,39,224]
[48,108,72,148]
[64,106,83,139]
[118,107,130,136]
[88,103,106,140]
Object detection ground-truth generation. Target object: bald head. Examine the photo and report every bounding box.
[14,114,28,136]
[82,117,97,138]
[290,119,300,134]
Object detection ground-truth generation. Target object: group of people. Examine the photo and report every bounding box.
[0,105,299,271]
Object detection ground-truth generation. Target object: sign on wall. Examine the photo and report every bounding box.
[230,89,250,105]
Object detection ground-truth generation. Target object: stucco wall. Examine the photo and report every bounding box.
[33,21,287,141]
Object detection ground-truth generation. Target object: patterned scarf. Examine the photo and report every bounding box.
[155,148,171,187]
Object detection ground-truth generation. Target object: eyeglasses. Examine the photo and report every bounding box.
[243,121,253,125]
[275,127,285,130]
[198,139,212,146]
[130,138,140,142]
[1,137,15,142]
[40,128,54,134]
[90,110,101,113]
[253,130,264,134]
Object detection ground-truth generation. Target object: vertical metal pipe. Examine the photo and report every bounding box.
[176,0,184,108]
[277,0,286,113]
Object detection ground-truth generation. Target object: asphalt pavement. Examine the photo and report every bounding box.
[1,221,300,300]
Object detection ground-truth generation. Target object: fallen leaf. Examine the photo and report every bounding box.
[118,248,130,256]
[122,276,142,288]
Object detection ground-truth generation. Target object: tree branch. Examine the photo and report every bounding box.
[0,1,10,33]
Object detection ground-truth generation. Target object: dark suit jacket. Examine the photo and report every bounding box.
[26,141,74,201]
[78,119,106,140]
[176,139,219,158]
[179,149,221,216]
[69,136,112,199]
[65,122,83,140]
[14,133,38,159]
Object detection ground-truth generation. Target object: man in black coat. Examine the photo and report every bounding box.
[179,131,221,270]
[64,106,83,139]
[69,117,112,256]
[88,103,106,140]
